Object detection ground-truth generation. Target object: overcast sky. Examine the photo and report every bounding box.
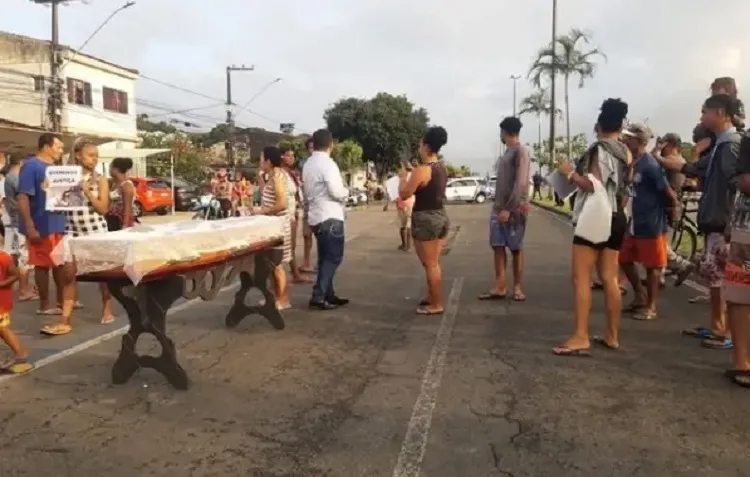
[5,0,749,172]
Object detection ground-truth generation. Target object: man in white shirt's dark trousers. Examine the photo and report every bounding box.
[301,129,350,310]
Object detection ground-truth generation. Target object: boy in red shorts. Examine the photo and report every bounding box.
[0,249,32,374]
[619,124,679,321]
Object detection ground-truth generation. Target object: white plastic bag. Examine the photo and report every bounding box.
[574,174,612,243]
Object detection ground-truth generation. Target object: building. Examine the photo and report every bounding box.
[0,31,138,155]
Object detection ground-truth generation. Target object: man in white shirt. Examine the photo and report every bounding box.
[301,129,349,310]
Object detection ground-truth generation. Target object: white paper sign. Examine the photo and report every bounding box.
[545,170,578,200]
[45,165,86,211]
[385,174,410,202]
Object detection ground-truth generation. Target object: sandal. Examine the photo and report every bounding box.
[18,292,39,302]
[100,315,116,325]
[702,337,733,350]
[299,266,316,274]
[512,292,526,302]
[416,306,444,315]
[478,291,507,301]
[552,346,591,357]
[0,357,34,374]
[688,295,709,304]
[681,326,714,339]
[632,310,658,321]
[592,336,619,350]
[40,323,72,336]
[36,308,62,316]
[724,369,750,388]
[292,276,313,284]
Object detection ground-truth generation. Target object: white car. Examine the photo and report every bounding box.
[445,177,489,204]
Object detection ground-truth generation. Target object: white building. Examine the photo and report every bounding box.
[0,31,138,155]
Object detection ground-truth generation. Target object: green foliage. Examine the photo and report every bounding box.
[139,131,211,184]
[528,28,606,163]
[531,133,588,172]
[136,114,178,134]
[443,162,472,178]
[324,92,430,178]
[332,139,364,172]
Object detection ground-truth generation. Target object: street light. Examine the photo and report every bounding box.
[510,74,521,116]
[548,0,558,165]
[241,77,282,109]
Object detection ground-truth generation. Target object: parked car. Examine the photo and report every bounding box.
[158,176,201,211]
[130,177,173,217]
[445,177,489,204]
[486,179,496,200]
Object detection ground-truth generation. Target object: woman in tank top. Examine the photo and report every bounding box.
[252,146,292,310]
[106,157,136,231]
[397,126,450,315]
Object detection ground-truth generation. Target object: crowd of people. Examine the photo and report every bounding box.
[487,76,749,389]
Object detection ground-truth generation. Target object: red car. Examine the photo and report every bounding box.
[130,177,173,216]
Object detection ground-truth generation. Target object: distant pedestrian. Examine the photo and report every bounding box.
[532,171,543,200]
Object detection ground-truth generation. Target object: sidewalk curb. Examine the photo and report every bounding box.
[531,200,572,220]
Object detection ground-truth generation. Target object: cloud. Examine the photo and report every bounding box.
[4,0,750,172]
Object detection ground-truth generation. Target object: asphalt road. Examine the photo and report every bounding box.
[0,205,748,477]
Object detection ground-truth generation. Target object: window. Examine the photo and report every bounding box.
[32,75,44,92]
[66,78,92,106]
[449,180,471,188]
[103,87,128,114]
[147,180,170,190]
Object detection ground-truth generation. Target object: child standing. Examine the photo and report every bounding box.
[0,249,32,374]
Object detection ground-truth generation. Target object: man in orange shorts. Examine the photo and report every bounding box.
[17,133,73,335]
[619,124,679,321]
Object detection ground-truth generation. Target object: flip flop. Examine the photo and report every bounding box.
[478,292,507,301]
[17,293,39,302]
[0,357,34,374]
[623,303,647,313]
[36,308,61,316]
[688,295,709,304]
[277,303,292,311]
[724,369,750,388]
[416,306,444,315]
[681,326,714,338]
[100,315,116,325]
[552,346,591,357]
[40,323,72,336]
[299,267,316,274]
[512,292,526,302]
[632,310,658,321]
[292,276,313,284]
[592,336,619,350]
[702,337,734,350]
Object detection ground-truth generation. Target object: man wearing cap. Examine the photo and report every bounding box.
[619,123,679,321]
[654,133,695,285]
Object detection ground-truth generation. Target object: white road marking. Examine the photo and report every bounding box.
[392,277,464,477]
[535,206,710,294]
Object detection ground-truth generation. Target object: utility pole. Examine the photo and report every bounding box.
[510,74,521,117]
[32,0,63,132]
[548,0,558,165]
[225,64,254,166]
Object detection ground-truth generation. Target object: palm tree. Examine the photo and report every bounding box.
[518,88,561,172]
[528,28,606,162]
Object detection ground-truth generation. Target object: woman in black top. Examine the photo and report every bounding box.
[398,126,450,315]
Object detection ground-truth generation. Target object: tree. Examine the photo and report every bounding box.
[529,28,606,162]
[325,93,430,178]
[139,131,211,184]
[532,133,588,174]
[332,139,364,173]
[136,114,178,134]
[518,88,562,162]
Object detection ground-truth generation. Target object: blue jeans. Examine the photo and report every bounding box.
[311,219,345,302]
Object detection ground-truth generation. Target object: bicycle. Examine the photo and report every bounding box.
[670,192,700,261]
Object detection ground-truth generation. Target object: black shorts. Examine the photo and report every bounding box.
[572,211,627,251]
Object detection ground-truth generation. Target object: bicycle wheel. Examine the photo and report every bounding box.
[670,224,684,250]
[674,226,698,261]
